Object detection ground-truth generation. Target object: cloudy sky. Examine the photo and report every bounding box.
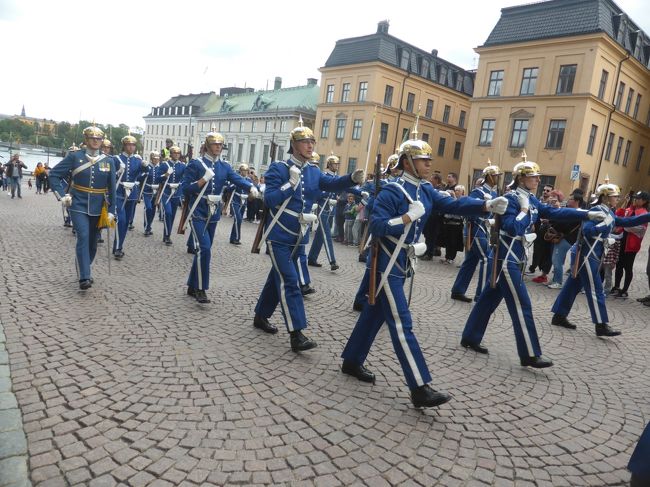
[0,0,647,129]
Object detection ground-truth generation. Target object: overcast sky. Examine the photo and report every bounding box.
[0,0,647,129]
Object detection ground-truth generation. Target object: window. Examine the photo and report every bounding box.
[384,85,394,106]
[262,144,269,163]
[320,119,330,138]
[487,70,504,96]
[341,83,351,103]
[249,144,256,163]
[438,137,446,157]
[358,81,368,102]
[336,119,346,139]
[347,158,357,174]
[401,128,409,142]
[598,70,609,99]
[280,120,287,132]
[604,132,615,160]
[425,99,434,118]
[625,88,634,114]
[614,136,624,164]
[278,146,284,160]
[453,142,462,160]
[406,92,415,112]
[239,121,245,132]
[379,122,388,144]
[422,133,429,143]
[615,82,625,109]
[479,119,495,146]
[443,105,451,124]
[251,121,257,132]
[237,143,243,161]
[586,124,598,155]
[635,146,645,172]
[352,119,363,140]
[459,110,466,129]
[556,64,577,94]
[265,121,272,132]
[520,67,538,95]
[510,119,528,148]
[633,94,642,119]
[622,140,632,167]
[326,84,335,103]
[545,120,566,149]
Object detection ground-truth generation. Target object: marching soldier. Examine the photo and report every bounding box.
[460,157,610,367]
[141,151,171,236]
[180,132,257,303]
[228,163,251,245]
[97,138,117,244]
[61,144,80,228]
[49,126,117,289]
[161,146,185,245]
[252,124,364,350]
[340,137,508,408]
[450,162,501,303]
[308,154,342,270]
[113,135,148,259]
[550,182,650,336]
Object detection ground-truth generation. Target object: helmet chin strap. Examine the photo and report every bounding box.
[406,154,420,179]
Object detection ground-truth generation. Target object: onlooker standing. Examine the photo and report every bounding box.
[343,193,357,245]
[612,191,649,298]
[6,153,27,199]
[532,189,563,284]
[421,173,445,260]
[0,163,6,191]
[43,163,51,193]
[528,184,554,277]
[547,189,584,289]
[34,162,46,194]
[440,185,465,264]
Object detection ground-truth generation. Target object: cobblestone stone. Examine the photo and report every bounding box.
[1,192,649,486]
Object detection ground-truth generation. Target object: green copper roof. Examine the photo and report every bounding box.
[202,84,319,116]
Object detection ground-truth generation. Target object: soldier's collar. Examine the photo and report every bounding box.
[86,149,99,157]
[483,183,495,192]
[516,186,532,197]
[289,155,304,168]
[203,154,218,163]
[402,172,421,186]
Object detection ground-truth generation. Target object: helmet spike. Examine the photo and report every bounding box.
[411,104,422,140]
[521,149,527,162]
[298,114,304,127]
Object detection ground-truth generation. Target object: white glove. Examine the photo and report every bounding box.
[311,203,319,212]
[487,218,495,226]
[485,196,508,215]
[351,169,365,184]
[515,189,529,211]
[289,166,301,188]
[108,212,115,223]
[595,212,614,227]
[483,192,493,200]
[202,168,215,183]
[117,162,126,175]
[61,194,72,207]
[166,165,174,175]
[142,159,150,167]
[329,198,337,207]
[588,209,607,222]
[361,191,369,199]
[405,200,426,222]
[249,186,259,199]
[299,213,317,225]
[411,242,427,257]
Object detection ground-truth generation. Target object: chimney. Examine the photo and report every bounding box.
[274,77,282,90]
[431,49,438,57]
[307,78,317,86]
[377,20,389,34]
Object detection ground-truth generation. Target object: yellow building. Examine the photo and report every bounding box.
[316,21,474,177]
[460,0,650,197]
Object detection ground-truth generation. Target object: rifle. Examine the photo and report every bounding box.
[367,153,382,305]
[251,205,268,253]
[489,176,502,288]
[177,199,189,234]
[571,223,583,279]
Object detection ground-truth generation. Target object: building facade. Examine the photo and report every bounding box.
[459,0,650,196]
[315,21,475,176]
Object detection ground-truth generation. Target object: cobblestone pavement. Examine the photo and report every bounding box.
[1,189,649,487]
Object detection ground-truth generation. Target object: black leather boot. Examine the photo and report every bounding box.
[595,323,621,337]
[253,315,278,334]
[290,330,317,352]
[410,385,451,408]
[551,314,576,329]
[341,360,375,383]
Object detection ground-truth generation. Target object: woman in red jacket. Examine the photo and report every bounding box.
[612,191,649,298]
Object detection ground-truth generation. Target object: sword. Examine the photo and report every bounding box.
[106,226,111,275]
[181,162,212,233]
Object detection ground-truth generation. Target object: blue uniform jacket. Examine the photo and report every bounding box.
[227,177,252,205]
[263,158,355,245]
[369,174,485,277]
[116,153,148,201]
[49,150,117,217]
[163,161,186,201]
[181,156,252,222]
[143,162,170,194]
[465,184,497,238]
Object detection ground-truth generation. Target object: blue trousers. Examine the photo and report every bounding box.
[113,196,128,252]
[254,241,307,332]
[551,253,608,324]
[354,268,371,307]
[308,212,336,265]
[187,218,217,290]
[161,198,176,239]
[70,211,100,281]
[451,236,488,299]
[462,257,543,359]
[125,199,137,228]
[551,239,572,285]
[143,193,155,232]
[229,202,245,242]
[296,243,311,286]
[342,273,432,390]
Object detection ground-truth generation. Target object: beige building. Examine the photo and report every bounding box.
[460,0,650,197]
[315,21,475,176]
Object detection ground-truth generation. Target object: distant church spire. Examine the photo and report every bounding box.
[20,105,25,117]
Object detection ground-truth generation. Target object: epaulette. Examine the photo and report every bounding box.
[134,154,142,160]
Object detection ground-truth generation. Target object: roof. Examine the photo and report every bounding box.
[202,84,319,117]
[324,29,475,96]
[483,0,650,70]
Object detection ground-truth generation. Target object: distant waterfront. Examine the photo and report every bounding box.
[0,146,63,172]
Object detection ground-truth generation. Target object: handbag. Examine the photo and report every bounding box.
[544,226,564,244]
